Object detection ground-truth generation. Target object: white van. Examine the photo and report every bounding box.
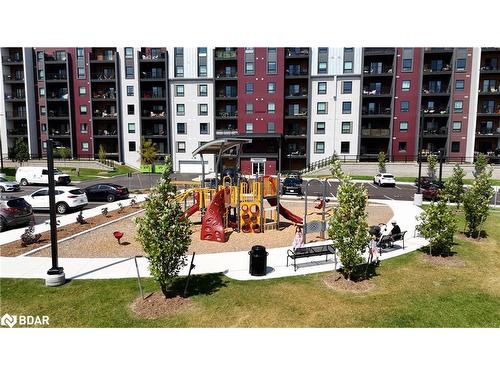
[15,167,72,186]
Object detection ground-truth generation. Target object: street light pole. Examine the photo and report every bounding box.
[414,110,425,206]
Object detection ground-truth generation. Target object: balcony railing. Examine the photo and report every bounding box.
[285,130,307,137]
[215,72,237,78]
[423,108,449,115]
[422,88,450,94]
[215,129,238,136]
[4,94,25,100]
[140,71,166,79]
[423,128,448,135]
[5,111,26,119]
[362,88,391,95]
[141,92,165,99]
[3,74,24,81]
[285,48,309,57]
[364,48,395,55]
[285,110,308,117]
[216,90,237,98]
[361,128,390,137]
[141,111,166,118]
[142,130,167,136]
[44,53,67,62]
[49,130,70,136]
[45,73,68,80]
[90,53,115,61]
[479,87,500,94]
[478,106,500,114]
[362,108,391,115]
[423,65,452,73]
[2,56,23,63]
[140,52,166,60]
[285,68,308,76]
[48,92,69,100]
[91,72,115,80]
[215,50,237,59]
[423,48,454,53]
[93,110,118,118]
[92,90,116,99]
[363,66,393,74]
[7,128,28,135]
[216,111,238,117]
[480,65,499,71]
[476,128,500,135]
[48,111,69,118]
[94,128,118,136]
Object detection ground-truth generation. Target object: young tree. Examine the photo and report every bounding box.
[8,138,30,166]
[57,146,71,160]
[377,151,386,173]
[136,156,192,298]
[473,153,488,177]
[442,164,465,208]
[98,144,107,164]
[427,154,438,180]
[328,160,370,280]
[462,168,494,239]
[139,138,158,169]
[416,200,457,255]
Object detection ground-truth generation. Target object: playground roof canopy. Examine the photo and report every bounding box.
[192,138,252,157]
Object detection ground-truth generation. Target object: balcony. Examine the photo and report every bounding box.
[215,111,238,119]
[92,90,116,100]
[477,106,500,115]
[285,67,308,78]
[47,91,69,100]
[216,88,237,99]
[285,48,309,58]
[141,92,166,100]
[364,48,395,56]
[478,86,500,95]
[7,128,28,136]
[285,110,308,119]
[90,72,115,81]
[140,71,166,80]
[141,110,167,119]
[480,65,500,74]
[45,72,68,81]
[90,52,115,62]
[139,52,166,61]
[215,71,237,79]
[362,88,391,96]
[93,128,118,137]
[4,94,25,101]
[422,127,448,137]
[215,50,237,60]
[361,128,391,137]
[93,109,118,119]
[476,127,500,137]
[215,129,239,137]
[47,110,70,119]
[3,74,24,82]
[422,87,450,96]
[362,108,392,116]
[2,55,23,64]
[363,66,393,75]
[49,129,70,137]
[5,111,26,120]
[423,64,452,75]
[284,130,307,138]
[422,108,449,116]
[44,54,67,64]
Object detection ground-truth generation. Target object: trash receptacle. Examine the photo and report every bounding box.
[249,245,268,276]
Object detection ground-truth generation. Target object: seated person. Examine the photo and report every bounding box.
[390,221,401,236]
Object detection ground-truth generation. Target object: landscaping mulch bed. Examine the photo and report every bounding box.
[418,253,466,268]
[323,274,375,293]
[129,292,195,319]
[0,205,143,257]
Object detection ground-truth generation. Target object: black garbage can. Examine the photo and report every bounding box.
[249,245,268,276]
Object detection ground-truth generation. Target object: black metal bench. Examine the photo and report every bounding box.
[287,244,336,271]
[379,230,407,253]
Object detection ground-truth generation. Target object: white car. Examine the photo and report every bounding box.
[373,173,396,187]
[23,186,88,214]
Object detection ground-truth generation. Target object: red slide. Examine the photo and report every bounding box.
[266,197,303,224]
[179,191,200,220]
[200,189,227,242]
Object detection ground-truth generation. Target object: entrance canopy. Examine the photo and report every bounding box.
[192,138,252,157]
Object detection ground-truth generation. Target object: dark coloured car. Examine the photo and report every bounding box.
[287,172,303,183]
[222,168,241,184]
[282,177,303,195]
[0,196,34,232]
[84,183,129,202]
[422,184,442,201]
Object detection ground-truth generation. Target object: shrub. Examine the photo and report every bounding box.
[416,200,457,255]
[442,164,465,207]
[427,154,438,179]
[463,168,494,238]
[377,151,386,173]
[473,153,488,177]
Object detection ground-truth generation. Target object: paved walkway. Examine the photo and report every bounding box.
[0,199,428,281]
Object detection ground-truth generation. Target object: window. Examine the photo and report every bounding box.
[175,85,184,97]
[267,122,276,133]
[80,123,88,133]
[245,82,254,94]
[125,66,134,79]
[341,121,352,134]
[77,48,84,58]
[41,123,47,132]
[177,123,186,134]
[398,142,407,152]
[39,88,45,97]
[174,47,184,77]
[245,123,253,133]
[176,104,185,116]
[80,105,87,114]
[318,48,328,74]
[455,80,465,91]
[55,50,66,61]
[451,141,460,153]
[128,123,135,133]
[244,48,255,75]
[268,82,276,94]
[198,84,208,96]
[402,80,411,91]
[125,47,133,58]
[246,103,253,113]
[317,102,327,114]
[343,48,354,73]
[267,102,276,114]
[402,48,413,72]
[79,86,86,96]
[315,122,325,134]
[267,48,277,75]
[41,106,46,115]
[200,123,209,134]
[456,49,467,71]
[341,141,350,154]
[38,69,44,80]
[245,62,254,75]
[77,67,86,79]
[342,101,352,114]
[127,86,134,96]
[267,61,277,74]
[452,121,462,132]
[199,104,208,116]
[456,59,466,71]
[400,101,409,112]
[454,100,463,113]
[315,142,325,154]
[197,47,207,77]
[318,82,327,95]
[127,104,134,115]
[399,121,408,132]
[37,51,44,60]
[42,141,47,150]
[177,141,186,153]
[81,142,89,151]
[129,141,136,152]
[342,81,352,94]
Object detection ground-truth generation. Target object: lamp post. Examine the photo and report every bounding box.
[414,109,425,205]
[438,149,444,183]
[45,139,65,286]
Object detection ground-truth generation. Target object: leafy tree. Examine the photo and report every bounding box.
[377,151,386,173]
[416,200,457,255]
[136,156,192,298]
[139,138,158,168]
[98,144,107,164]
[442,164,465,208]
[463,168,494,239]
[473,153,488,177]
[8,138,30,166]
[427,154,438,179]
[327,160,370,280]
[56,146,71,160]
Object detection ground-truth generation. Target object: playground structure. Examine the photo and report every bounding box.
[176,175,303,243]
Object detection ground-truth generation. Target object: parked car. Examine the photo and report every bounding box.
[23,186,88,214]
[0,196,34,232]
[15,166,71,186]
[422,184,442,201]
[0,177,20,192]
[84,183,129,202]
[282,177,303,195]
[373,173,396,187]
[221,168,240,184]
[287,171,303,183]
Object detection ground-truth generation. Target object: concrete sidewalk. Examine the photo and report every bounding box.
[0,199,427,281]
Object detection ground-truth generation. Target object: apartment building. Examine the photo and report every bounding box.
[1,47,499,173]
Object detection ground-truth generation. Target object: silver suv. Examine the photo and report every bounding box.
[0,196,34,232]
[0,176,20,192]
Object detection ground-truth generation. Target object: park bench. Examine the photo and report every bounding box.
[379,230,407,253]
[287,244,336,271]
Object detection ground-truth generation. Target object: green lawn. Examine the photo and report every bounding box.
[1,211,499,328]
[59,165,137,181]
[313,174,500,185]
